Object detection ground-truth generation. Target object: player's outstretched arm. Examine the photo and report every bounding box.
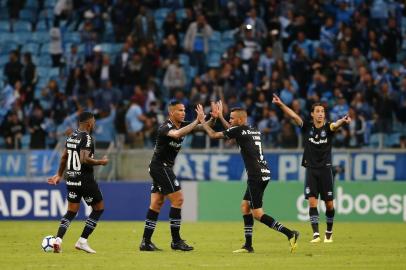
[47,149,68,185]
[80,150,109,166]
[168,118,200,138]
[196,104,225,139]
[272,94,303,127]
[217,100,231,129]
[330,115,351,131]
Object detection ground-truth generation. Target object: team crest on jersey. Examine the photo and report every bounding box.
[174,179,180,186]
[68,192,77,199]
[321,130,326,138]
[305,187,310,194]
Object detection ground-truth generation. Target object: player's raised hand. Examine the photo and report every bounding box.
[47,175,61,185]
[195,104,206,123]
[210,101,219,118]
[342,115,352,124]
[272,94,283,106]
[217,100,224,118]
[99,155,109,166]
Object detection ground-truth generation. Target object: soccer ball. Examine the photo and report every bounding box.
[41,235,55,252]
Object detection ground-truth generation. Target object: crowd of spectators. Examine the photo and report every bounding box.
[1,0,406,149]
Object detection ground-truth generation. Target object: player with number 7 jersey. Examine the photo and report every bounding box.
[196,102,299,254]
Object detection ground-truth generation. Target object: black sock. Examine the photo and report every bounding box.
[169,207,182,242]
[143,209,159,242]
[309,207,319,237]
[326,208,335,234]
[80,209,104,239]
[243,214,254,247]
[260,214,292,239]
[56,211,76,239]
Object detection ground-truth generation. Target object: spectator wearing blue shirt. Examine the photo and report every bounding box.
[259,47,275,78]
[126,96,146,148]
[184,14,213,75]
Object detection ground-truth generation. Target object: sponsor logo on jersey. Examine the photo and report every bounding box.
[242,130,247,135]
[261,169,270,173]
[321,130,326,137]
[262,176,271,181]
[67,143,77,148]
[309,138,328,144]
[68,192,77,199]
[169,141,182,148]
[66,171,81,177]
[86,135,92,147]
[66,181,81,186]
[67,138,81,143]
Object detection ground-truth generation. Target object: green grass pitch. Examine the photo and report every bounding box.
[0,221,405,270]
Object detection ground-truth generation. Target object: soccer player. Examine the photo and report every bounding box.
[48,112,109,253]
[140,100,218,251]
[272,94,351,243]
[196,102,299,253]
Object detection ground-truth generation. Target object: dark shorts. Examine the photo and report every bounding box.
[66,178,103,206]
[149,163,181,195]
[304,167,334,201]
[243,178,269,209]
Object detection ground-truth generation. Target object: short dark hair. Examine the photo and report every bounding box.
[230,107,246,113]
[79,111,94,122]
[168,99,181,106]
[311,102,326,113]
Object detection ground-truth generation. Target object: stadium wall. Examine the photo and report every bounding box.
[0,149,405,181]
[0,182,405,222]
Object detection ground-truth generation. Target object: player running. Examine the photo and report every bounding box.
[48,112,109,253]
[272,94,351,243]
[140,100,218,251]
[196,101,299,253]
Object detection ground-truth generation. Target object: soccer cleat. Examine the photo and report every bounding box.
[139,238,162,251]
[171,239,194,251]
[310,233,321,243]
[75,239,96,254]
[288,231,299,253]
[53,237,62,253]
[232,245,254,253]
[324,232,333,243]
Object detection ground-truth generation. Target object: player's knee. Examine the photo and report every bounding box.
[252,212,262,220]
[173,197,184,208]
[240,203,250,214]
[325,201,334,210]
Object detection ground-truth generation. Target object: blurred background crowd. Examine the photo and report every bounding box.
[0,0,406,150]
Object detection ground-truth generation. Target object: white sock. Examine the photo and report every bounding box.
[79,237,87,243]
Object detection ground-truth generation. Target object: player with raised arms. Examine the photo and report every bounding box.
[196,101,299,253]
[272,94,351,243]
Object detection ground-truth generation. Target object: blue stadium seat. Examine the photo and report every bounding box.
[175,9,187,20]
[38,55,52,66]
[0,20,10,32]
[45,0,57,9]
[179,53,189,67]
[368,133,381,148]
[20,9,35,22]
[0,55,8,65]
[12,21,32,32]
[35,20,49,32]
[64,32,81,44]
[209,40,223,54]
[384,133,401,147]
[40,43,50,54]
[210,31,221,42]
[154,17,165,30]
[21,134,31,149]
[0,40,18,54]
[154,8,170,20]
[207,52,221,68]
[23,43,40,55]
[221,30,236,42]
[49,68,60,79]
[37,66,50,80]
[25,0,39,10]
